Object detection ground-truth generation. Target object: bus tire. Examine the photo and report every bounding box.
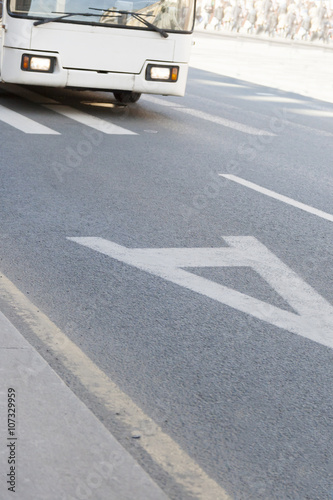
[113,91,141,104]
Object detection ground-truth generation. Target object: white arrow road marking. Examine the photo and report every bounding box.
[0,104,60,134]
[220,174,333,222]
[68,236,333,350]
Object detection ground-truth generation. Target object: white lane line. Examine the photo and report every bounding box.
[240,95,303,104]
[0,271,230,500]
[281,120,333,137]
[183,92,333,137]
[44,104,137,135]
[220,174,333,222]
[179,108,275,136]
[2,84,137,135]
[142,94,275,135]
[142,95,185,107]
[288,108,333,119]
[0,104,60,134]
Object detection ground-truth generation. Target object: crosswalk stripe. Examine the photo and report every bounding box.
[2,84,137,135]
[44,104,137,135]
[1,83,58,104]
[1,84,274,137]
[0,104,60,135]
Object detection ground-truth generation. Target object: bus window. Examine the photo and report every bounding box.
[9,0,194,31]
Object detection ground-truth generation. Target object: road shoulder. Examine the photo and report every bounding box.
[0,311,168,500]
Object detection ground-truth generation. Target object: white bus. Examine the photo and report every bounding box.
[0,0,195,102]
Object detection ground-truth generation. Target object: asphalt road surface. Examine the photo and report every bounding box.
[0,35,333,500]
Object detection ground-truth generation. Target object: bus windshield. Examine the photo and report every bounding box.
[8,0,195,31]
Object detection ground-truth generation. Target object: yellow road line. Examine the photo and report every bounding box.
[0,271,231,500]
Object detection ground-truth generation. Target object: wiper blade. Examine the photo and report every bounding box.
[33,12,108,27]
[90,7,169,38]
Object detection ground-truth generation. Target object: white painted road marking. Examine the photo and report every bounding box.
[142,95,275,136]
[44,104,138,135]
[68,236,333,350]
[2,83,59,104]
[2,84,276,137]
[0,272,230,500]
[178,107,275,136]
[1,84,137,135]
[0,104,60,134]
[142,95,185,108]
[220,174,333,222]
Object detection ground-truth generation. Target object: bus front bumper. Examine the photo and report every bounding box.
[1,47,189,96]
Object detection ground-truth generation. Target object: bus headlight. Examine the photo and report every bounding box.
[21,55,55,73]
[146,65,179,82]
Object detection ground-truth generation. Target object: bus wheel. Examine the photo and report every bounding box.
[113,91,141,104]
